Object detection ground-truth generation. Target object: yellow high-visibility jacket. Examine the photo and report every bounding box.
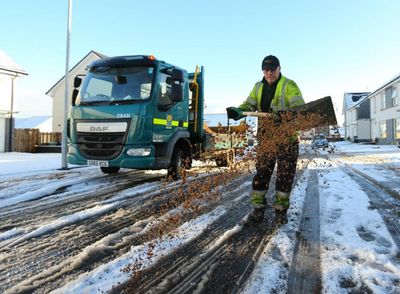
[239,75,304,112]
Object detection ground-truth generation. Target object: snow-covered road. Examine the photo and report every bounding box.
[0,141,399,293]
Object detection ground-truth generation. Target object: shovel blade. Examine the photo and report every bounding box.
[291,96,337,126]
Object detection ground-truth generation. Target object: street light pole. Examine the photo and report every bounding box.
[8,75,16,152]
[61,0,72,169]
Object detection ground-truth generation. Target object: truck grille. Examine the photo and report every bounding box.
[77,132,127,160]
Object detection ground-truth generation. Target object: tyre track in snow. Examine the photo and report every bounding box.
[2,155,311,293]
[113,179,256,294]
[115,158,310,294]
[0,170,166,292]
[0,169,164,232]
[0,168,103,206]
[104,149,396,294]
[0,169,160,213]
[43,175,253,293]
[287,169,321,294]
[0,170,250,293]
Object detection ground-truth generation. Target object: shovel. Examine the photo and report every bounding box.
[243,96,337,127]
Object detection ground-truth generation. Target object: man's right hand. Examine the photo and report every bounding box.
[226,107,244,120]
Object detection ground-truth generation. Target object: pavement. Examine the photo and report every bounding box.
[344,163,400,201]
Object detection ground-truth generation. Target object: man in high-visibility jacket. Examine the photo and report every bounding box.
[227,55,305,224]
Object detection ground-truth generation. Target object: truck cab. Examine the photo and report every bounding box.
[68,55,204,178]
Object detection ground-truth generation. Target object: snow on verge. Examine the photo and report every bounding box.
[0,153,79,178]
[317,157,400,293]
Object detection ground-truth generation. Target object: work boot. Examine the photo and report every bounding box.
[249,207,265,223]
[273,190,290,224]
[275,209,288,225]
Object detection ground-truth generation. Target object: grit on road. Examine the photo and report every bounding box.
[0,141,399,293]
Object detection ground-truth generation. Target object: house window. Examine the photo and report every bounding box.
[392,86,398,106]
[395,118,400,139]
[372,97,376,113]
[379,121,387,138]
[380,93,386,109]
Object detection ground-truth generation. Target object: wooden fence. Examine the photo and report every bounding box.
[13,129,61,152]
[40,132,62,145]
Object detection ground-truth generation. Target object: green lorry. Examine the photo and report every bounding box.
[67,55,245,178]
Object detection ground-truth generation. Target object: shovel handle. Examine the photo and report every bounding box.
[242,111,273,118]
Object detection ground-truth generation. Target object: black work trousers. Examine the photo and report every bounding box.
[252,141,299,193]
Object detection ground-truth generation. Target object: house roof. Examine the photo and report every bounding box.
[366,72,400,98]
[0,49,28,76]
[342,92,370,114]
[15,115,52,132]
[45,50,106,95]
[0,110,10,117]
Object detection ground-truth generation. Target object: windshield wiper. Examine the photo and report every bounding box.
[108,100,136,105]
[79,101,110,106]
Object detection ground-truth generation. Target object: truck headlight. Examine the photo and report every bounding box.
[127,148,151,156]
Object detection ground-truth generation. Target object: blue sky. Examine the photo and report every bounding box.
[2,0,400,125]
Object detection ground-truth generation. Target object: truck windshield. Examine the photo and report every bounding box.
[77,66,154,105]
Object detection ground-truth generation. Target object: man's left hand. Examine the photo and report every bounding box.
[226,107,244,120]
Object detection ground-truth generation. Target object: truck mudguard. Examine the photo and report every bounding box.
[154,130,191,168]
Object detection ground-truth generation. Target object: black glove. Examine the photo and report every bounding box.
[226,107,244,120]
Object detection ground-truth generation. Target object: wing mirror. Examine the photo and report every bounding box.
[72,76,84,106]
[171,69,184,83]
[74,76,82,88]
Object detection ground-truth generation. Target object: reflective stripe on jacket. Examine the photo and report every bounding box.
[239,75,304,112]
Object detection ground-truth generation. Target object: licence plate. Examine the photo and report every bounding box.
[87,160,109,167]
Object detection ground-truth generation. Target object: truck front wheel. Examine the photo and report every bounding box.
[168,147,191,180]
[100,167,120,174]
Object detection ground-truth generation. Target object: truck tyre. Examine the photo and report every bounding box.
[168,147,191,180]
[215,150,234,167]
[215,156,228,167]
[100,167,120,174]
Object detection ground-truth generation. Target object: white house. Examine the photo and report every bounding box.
[368,73,400,144]
[0,49,28,152]
[0,111,7,152]
[342,92,370,141]
[46,50,106,132]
